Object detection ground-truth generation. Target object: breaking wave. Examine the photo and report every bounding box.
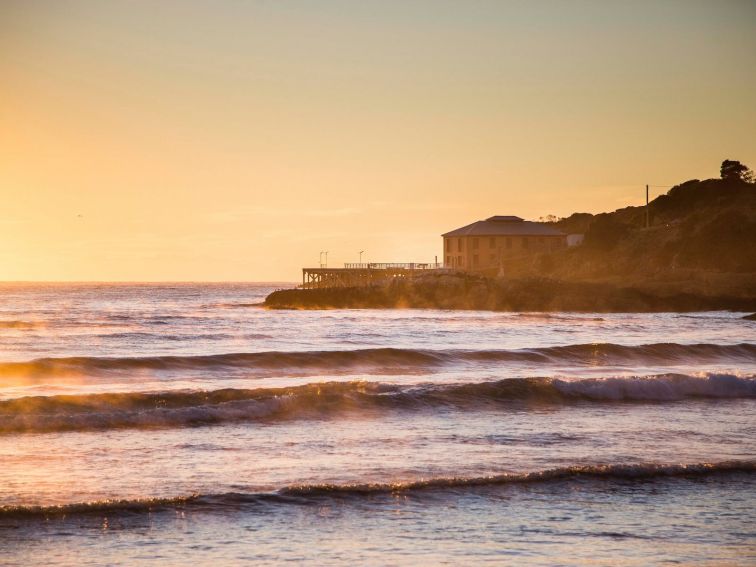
[1,342,754,379]
[3,460,753,519]
[2,373,754,434]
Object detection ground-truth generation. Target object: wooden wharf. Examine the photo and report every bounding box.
[302,263,442,289]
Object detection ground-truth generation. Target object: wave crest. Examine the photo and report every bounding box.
[1,342,754,380]
[3,460,753,519]
[1,373,754,434]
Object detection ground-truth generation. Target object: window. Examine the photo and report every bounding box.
[446,255,452,266]
[506,237,512,249]
[539,237,545,246]
[445,239,450,252]
[489,237,496,248]
[473,254,479,267]
[522,237,529,249]
[489,253,496,263]
[458,255,463,266]
[472,238,479,250]
[457,239,463,252]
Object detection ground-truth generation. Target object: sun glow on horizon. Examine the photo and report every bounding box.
[1,0,755,281]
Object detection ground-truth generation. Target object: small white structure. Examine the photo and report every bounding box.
[567,234,584,247]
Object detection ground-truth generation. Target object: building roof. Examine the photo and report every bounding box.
[442,216,566,237]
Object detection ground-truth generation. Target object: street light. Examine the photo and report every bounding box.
[359,250,364,264]
[319,251,324,268]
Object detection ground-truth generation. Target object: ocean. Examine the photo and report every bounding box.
[1,282,754,565]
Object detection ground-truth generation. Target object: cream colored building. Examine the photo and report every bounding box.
[442,216,567,272]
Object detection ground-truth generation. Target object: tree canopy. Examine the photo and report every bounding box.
[720,159,754,183]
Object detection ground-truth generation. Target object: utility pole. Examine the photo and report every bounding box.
[645,184,650,229]
[324,251,329,268]
[319,251,324,268]
[359,250,364,264]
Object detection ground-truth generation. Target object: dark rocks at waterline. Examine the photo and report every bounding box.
[265,275,756,313]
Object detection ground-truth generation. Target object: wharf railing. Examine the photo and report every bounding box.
[342,262,441,270]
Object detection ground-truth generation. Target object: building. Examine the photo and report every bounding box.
[442,215,567,272]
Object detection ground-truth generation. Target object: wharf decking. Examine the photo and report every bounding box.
[302,263,442,289]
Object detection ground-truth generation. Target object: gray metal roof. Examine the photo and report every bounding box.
[442,216,566,237]
[486,215,523,222]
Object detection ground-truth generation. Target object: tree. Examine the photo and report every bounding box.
[538,214,559,223]
[720,159,754,183]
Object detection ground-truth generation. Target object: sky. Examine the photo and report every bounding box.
[1,0,755,281]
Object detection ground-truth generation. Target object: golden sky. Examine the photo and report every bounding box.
[2,0,755,281]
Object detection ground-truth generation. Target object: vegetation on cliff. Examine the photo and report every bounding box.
[515,165,756,281]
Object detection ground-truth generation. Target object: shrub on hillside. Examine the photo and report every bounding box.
[676,210,756,272]
[583,215,632,251]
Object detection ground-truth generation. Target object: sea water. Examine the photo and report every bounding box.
[0,283,754,565]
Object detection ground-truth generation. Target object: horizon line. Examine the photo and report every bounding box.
[0,280,299,285]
